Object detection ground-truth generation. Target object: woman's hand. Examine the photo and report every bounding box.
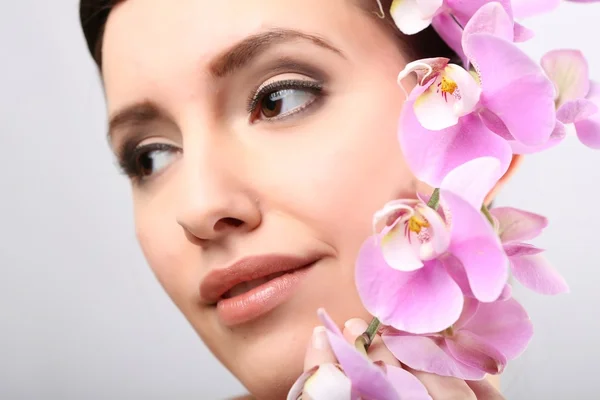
[302,318,505,400]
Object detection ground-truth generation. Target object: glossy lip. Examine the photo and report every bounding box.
[199,253,322,305]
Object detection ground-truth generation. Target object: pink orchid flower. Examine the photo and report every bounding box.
[541,49,600,149]
[287,309,431,400]
[374,198,451,272]
[390,0,531,66]
[396,58,481,131]
[491,207,570,295]
[357,157,509,334]
[512,0,600,18]
[398,3,556,187]
[382,296,533,380]
[510,0,561,18]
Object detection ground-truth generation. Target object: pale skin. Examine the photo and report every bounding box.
[101,0,513,398]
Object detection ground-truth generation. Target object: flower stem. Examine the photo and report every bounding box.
[481,204,494,225]
[427,188,441,210]
[355,317,381,354]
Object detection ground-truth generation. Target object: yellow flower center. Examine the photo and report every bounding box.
[408,214,430,234]
[440,77,458,95]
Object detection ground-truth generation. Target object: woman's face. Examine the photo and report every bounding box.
[102,0,426,397]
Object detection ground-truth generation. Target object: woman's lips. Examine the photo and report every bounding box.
[215,264,313,326]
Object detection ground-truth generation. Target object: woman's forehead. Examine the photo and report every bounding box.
[100,0,390,112]
[102,0,367,64]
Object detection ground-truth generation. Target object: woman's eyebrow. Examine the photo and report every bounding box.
[107,29,343,142]
[107,100,162,143]
[209,28,346,78]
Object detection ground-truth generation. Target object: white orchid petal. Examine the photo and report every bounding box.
[413,65,480,131]
[444,65,482,117]
[382,221,424,271]
[391,0,434,35]
[303,364,352,400]
[414,75,460,130]
[416,203,451,259]
[373,199,418,232]
[416,0,444,18]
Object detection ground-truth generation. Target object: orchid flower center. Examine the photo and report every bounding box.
[407,213,430,234]
[438,76,460,102]
[441,325,455,337]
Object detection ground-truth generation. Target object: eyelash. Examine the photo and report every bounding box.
[247,79,324,121]
[117,141,180,182]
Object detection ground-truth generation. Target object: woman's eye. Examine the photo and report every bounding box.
[120,143,180,181]
[249,80,323,122]
[259,89,316,119]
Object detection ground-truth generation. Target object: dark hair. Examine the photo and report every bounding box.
[79,0,458,69]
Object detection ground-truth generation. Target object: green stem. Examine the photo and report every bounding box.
[481,203,494,226]
[355,317,381,354]
[427,188,441,210]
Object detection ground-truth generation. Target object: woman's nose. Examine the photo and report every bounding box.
[175,151,261,243]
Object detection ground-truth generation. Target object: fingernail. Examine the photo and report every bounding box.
[311,326,328,350]
[344,318,369,336]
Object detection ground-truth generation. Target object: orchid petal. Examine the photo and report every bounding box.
[575,112,600,149]
[479,108,513,140]
[506,244,570,295]
[453,296,480,330]
[504,243,544,257]
[442,191,509,302]
[397,58,450,87]
[497,284,513,301]
[511,0,560,18]
[386,366,432,400]
[557,98,599,124]
[462,2,514,47]
[416,0,444,18]
[414,65,481,131]
[442,255,474,297]
[356,239,464,334]
[440,157,505,210]
[287,366,317,400]
[445,0,513,22]
[490,207,548,243]
[541,49,590,107]
[513,23,535,42]
[399,98,512,187]
[382,333,487,380]
[466,34,556,146]
[446,331,507,375]
[432,13,468,67]
[381,221,424,271]
[391,0,434,35]
[414,79,459,130]
[416,203,451,258]
[373,199,417,231]
[587,81,600,102]
[317,309,401,400]
[287,364,352,400]
[461,298,533,360]
[508,120,566,154]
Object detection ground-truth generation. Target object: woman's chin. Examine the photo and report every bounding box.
[200,289,370,397]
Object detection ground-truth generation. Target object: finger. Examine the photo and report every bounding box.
[409,369,477,400]
[343,319,401,367]
[304,326,337,372]
[466,379,505,400]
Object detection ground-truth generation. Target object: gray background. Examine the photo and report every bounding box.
[1,1,598,399]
